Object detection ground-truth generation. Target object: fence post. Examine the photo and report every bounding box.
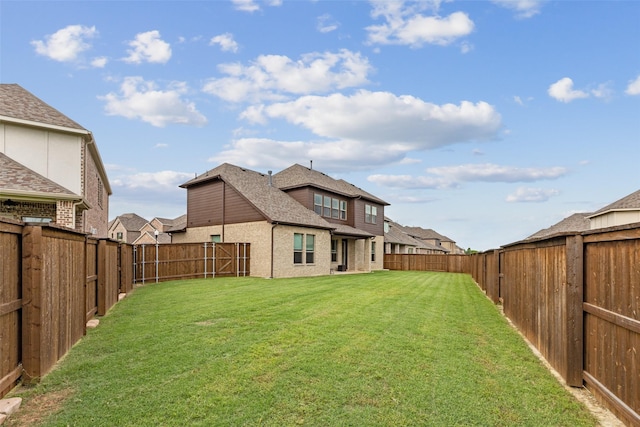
[565,234,584,387]
[21,225,43,384]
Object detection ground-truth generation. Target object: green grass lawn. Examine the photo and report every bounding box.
[7,271,597,426]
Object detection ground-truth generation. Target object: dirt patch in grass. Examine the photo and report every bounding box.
[4,388,73,426]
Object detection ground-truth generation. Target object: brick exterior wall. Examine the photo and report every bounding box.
[83,144,109,237]
[0,201,56,222]
[55,200,75,229]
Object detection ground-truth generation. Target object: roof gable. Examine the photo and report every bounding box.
[0,84,86,131]
[181,163,334,230]
[112,213,148,231]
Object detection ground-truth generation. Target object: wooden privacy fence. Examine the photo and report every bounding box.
[133,242,250,284]
[0,220,134,398]
[384,223,640,426]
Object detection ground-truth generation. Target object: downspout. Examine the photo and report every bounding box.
[270,222,278,279]
[221,181,225,241]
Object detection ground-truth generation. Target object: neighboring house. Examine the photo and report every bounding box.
[588,189,640,229]
[0,84,111,236]
[383,217,444,254]
[108,212,185,244]
[108,213,148,243]
[526,212,592,241]
[174,163,388,278]
[402,226,464,254]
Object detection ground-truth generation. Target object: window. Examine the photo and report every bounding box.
[365,204,378,224]
[306,234,315,264]
[211,234,221,243]
[371,241,376,262]
[331,239,338,262]
[314,194,323,215]
[314,193,347,221]
[116,232,123,241]
[294,233,303,264]
[384,222,390,233]
[323,196,331,217]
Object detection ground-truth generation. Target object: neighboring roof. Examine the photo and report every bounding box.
[165,214,187,232]
[111,213,148,232]
[526,212,592,240]
[180,163,334,230]
[384,218,447,252]
[0,84,86,131]
[403,226,454,243]
[588,189,640,218]
[273,164,389,206]
[0,152,80,199]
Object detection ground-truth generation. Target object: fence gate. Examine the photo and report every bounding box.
[215,243,235,276]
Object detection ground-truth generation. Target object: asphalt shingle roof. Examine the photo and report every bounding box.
[526,212,592,240]
[114,213,148,231]
[181,163,334,230]
[589,189,640,217]
[0,84,86,130]
[273,164,389,206]
[0,152,77,196]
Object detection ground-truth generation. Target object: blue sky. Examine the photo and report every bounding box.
[2,0,639,250]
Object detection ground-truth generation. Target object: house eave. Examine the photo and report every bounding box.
[0,115,90,136]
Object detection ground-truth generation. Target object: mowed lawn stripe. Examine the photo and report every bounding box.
[7,271,596,427]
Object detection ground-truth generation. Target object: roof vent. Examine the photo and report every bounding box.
[268,170,273,186]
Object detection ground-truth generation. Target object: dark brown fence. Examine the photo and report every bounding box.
[384,223,640,426]
[0,220,22,399]
[133,242,250,284]
[0,220,135,397]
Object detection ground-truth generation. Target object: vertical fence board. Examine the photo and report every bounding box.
[0,221,23,397]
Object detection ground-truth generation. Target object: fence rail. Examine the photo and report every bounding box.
[133,242,250,284]
[385,223,640,426]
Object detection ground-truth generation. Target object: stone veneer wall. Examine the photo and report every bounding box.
[172,221,333,278]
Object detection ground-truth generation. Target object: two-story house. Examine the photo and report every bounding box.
[173,163,388,278]
[0,84,111,236]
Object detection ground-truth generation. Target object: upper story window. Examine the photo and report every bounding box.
[97,174,103,208]
[365,204,378,224]
[314,193,347,221]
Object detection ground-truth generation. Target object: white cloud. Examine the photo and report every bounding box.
[211,94,501,171]
[232,0,281,12]
[123,30,171,64]
[317,14,339,33]
[202,49,372,102]
[625,75,640,95]
[426,163,567,182]
[548,77,589,103]
[590,82,613,101]
[210,33,239,53]
[31,25,97,62]
[91,56,108,68]
[112,170,194,192]
[492,0,544,19]
[506,187,560,203]
[368,163,568,190]
[366,1,474,47]
[99,76,208,127]
[241,90,502,149]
